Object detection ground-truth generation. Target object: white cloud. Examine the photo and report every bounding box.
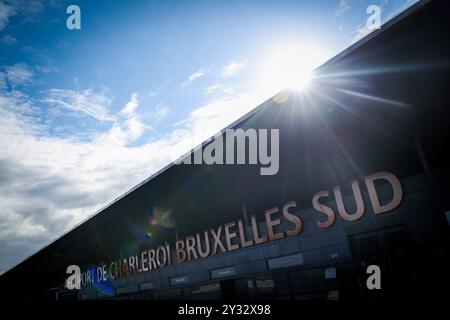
[0,0,51,31]
[0,1,17,31]
[2,63,33,87]
[0,74,267,273]
[95,119,146,146]
[35,65,58,74]
[22,45,54,65]
[182,93,257,132]
[97,92,151,146]
[0,34,17,45]
[45,87,116,122]
[151,103,169,122]
[351,24,374,43]
[336,0,350,16]
[203,83,235,98]
[120,92,138,115]
[0,0,55,31]
[0,72,6,90]
[182,69,205,86]
[0,91,161,271]
[221,60,247,77]
[204,83,222,95]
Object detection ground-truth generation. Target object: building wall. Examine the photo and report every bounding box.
[72,168,450,300]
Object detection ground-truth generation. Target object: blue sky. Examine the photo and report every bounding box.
[0,0,418,273]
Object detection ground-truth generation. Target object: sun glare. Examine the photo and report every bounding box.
[257,43,328,95]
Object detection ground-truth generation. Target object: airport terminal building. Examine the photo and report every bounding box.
[0,0,449,300]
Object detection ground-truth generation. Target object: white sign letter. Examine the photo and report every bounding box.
[366,264,381,290]
[366,5,381,30]
[66,5,81,30]
[66,265,81,290]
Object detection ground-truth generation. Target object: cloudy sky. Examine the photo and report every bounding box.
[0,0,418,273]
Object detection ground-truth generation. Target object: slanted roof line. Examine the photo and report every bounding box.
[318,0,431,71]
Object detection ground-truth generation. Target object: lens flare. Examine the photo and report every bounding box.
[146,206,175,238]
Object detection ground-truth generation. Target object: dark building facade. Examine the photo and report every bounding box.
[1,0,449,300]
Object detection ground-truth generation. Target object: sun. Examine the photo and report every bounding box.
[256,43,328,95]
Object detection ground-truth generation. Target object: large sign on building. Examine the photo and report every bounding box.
[73,171,402,288]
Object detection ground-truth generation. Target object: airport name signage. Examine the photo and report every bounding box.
[72,171,402,288]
